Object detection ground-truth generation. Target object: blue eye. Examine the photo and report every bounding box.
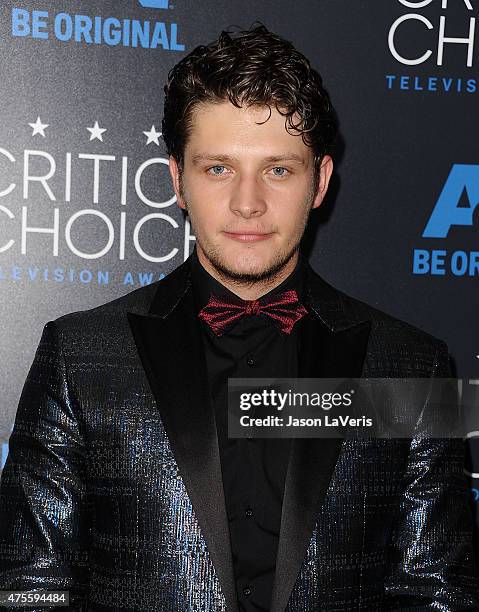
[209,165,226,175]
[272,167,288,177]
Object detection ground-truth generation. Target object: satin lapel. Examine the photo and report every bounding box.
[126,259,239,612]
[270,289,371,612]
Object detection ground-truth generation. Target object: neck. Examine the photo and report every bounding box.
[195,248,299,301]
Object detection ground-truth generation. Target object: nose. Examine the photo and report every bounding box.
[229,172,267,219]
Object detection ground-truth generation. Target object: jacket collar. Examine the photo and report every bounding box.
[147,249,369,332]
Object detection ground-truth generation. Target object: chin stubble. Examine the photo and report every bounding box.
[204,244,299,286]
[181,176,315,288]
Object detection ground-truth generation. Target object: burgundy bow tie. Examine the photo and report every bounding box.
[197,288,308,336]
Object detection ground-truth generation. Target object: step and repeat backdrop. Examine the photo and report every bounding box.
[1,0,478,545]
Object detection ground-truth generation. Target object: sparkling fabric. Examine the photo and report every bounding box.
[0,252,478,611]
[0,314,227,611]
[197,288,308,336]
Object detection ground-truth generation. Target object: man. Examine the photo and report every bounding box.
[0,24,477,612]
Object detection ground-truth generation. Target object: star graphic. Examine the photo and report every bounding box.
[28,117,49,137]
[143,125,162,146]
[87,121,107,142]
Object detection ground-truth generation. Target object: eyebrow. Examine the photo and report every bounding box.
[191,153,306,165]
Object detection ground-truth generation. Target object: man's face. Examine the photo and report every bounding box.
[168,100,333,284]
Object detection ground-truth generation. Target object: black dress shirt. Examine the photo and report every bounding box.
[190,246,311,611]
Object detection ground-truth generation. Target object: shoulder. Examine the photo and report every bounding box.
[40,280,161,356]
[306,266,450,377]
[58,279,159,322]
[342,289,450,376]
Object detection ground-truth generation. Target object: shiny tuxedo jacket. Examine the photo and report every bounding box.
[0,254,478,611]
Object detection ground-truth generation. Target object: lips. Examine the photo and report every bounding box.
[224,231,272,242]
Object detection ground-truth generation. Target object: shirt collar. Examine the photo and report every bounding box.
[190,244,307,312]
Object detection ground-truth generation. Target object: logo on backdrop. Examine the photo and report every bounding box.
[0,117,196,288]
[10,3,184,51]
[138,0,170,7]
[386,0,477,94]
[412,164,479,277]
[423,165,479,238]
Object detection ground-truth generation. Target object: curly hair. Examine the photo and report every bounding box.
[162,24,338,172]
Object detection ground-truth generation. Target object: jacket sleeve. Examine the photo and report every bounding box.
[384,340,479,610]
[0,321,90,611]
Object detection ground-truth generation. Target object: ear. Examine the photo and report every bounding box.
[311,155,333,210]
[168,156,186,210]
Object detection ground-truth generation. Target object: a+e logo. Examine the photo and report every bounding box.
[423,165,479,238]
[138,0,170,8]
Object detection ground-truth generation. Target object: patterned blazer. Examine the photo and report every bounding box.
[0,253,478,611]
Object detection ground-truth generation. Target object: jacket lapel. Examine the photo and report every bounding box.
[127,254,371,612]
[126,258,239,612]
[270,264,371,612]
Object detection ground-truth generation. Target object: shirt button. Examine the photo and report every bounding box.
[245,507,253,517]
[243,586,252,597]
[246,356,255,367]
